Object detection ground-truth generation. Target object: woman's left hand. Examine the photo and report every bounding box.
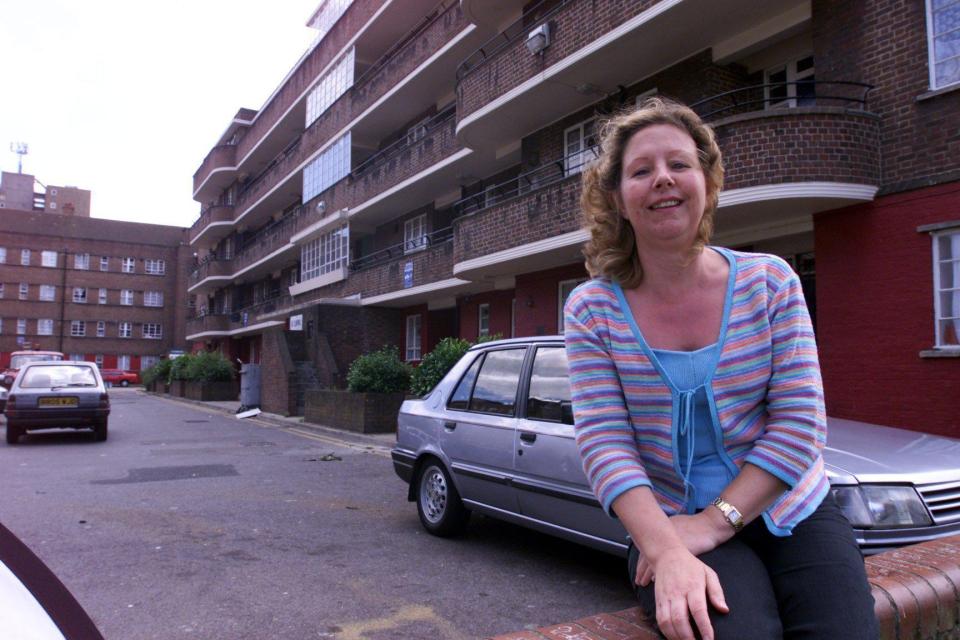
[635,511,732,586]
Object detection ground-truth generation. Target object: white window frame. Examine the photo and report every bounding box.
[95,354,104,368]
[563,117,598,175]
[300,224,349,281]
[933,228,960,349]
[37,318,54,336]
[100,256,109,271]
[19,283,28,300]
[305,47,355,127]
[144,291,164,307]
[21,249,30,266]
[142,323,162,339]
[119,321,132,338]
[405,314,422,361]
[74,253,90,270]
[404,214,428,254]
[17,319,27,335]
[120,289,134,306]
[926,0,960,90]
[96,321,106,338]
[122,257,136,273]
[478,303,490,338]
[765,54,815,109]
[118,355,131,371]
[39,285,55,301]
[145,259,166,275]
[140,355,158,370]
[0,283,4,298]
[69,353,84,362]
[99,288,107,304]
[558,278,587,333]
[71,320,86,337]
[302,132,351,203]
[73,287,87,303]
[0,247,5,264]
[42,250,58,267]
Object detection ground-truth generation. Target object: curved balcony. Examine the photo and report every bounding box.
[192,144,238,202]
[455,0,803,150]
[185,314,234,340]
[188,258,234,295]
[461,0,525,29]
[189,204,236,248]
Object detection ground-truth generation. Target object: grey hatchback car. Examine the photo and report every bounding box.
[392,336,960,555]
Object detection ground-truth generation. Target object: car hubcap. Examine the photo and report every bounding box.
[420,468,447,524]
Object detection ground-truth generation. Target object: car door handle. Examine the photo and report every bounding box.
[443,421,457,432]
[519,432,537,444]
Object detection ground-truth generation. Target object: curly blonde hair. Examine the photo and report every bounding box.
[580,97,724,288]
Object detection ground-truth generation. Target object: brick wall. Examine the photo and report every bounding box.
[259,328,294,415]
[192,144,237,195]
[459,289,516,340]
[346,239,454,299]
[515,263,589,336]
[815,181,960,438]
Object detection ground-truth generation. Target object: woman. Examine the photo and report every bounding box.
[564,98,877,640]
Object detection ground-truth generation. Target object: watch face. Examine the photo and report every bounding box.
[729,507,742,522]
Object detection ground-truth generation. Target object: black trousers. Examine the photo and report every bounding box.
[627,495,879,639]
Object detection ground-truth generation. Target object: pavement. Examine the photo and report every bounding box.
[127,387,397,453]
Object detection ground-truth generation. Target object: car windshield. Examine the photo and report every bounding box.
[20,365,98,388]
[10,354,64,369]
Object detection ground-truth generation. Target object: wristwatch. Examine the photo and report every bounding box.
[712,496,744,532]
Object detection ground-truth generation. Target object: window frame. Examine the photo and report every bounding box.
[72,287,87,304]
[96,321,106,338]
[19,283,29,300]
[144,259,166,275]
[121,257,136,273]
[557,278,587,333]
[478,303,491,338]
[764,54,815,109]
[39,284,55,301]
[37,318,54,336]
[142,323,162,339]
[120,289,134,306]
[926,0,960,91]
[100,256,109,271]
[403,214,428,254]
[21,249,30,266]
[71,320,86,337]
[563,117,598,175]
[17,319,27,335]
[447,347,528,416]
[119,321,132,338]
[99,288,107,304]
[42,250,58,268]
[74,253,90,270]
[405,314,422,362]
[0,247,6,264]
[933,227,960,349]
[144,291,164,307]
[524,345,575,426]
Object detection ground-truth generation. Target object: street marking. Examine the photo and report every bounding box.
[332,604,468,640]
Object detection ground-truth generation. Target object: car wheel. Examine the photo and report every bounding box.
[120,380,129,387]
[416,460,469,536]
[6,422,22,445]
[94,418,108,442]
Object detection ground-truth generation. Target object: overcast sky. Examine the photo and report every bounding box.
[0,1,321,227]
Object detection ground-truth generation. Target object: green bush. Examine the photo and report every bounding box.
[346,346,412,393]
[169,353,194,381]
[184,351,235,383]
[141,358,172,387]
[409,337,472,396]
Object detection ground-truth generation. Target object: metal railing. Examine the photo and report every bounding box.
[689,81,874,120]
[238,136,302,200]
[351,106,456,178]
[349,225,454,272]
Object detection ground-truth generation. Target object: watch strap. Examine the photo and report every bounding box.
[712,496,744,532]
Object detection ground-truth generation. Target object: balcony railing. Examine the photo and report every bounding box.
[690,81,874,120]
[351,107,456,178]
[192,143,238,194]
[350,225,454,272]
[238,137,302,201]
[189,258,233,286]
[189,204,235,244]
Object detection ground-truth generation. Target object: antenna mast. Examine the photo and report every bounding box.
[9,142,28,174]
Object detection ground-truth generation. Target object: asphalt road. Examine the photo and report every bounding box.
[0,389,635,639]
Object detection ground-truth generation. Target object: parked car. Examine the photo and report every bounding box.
[1,350,66,391]
[99,369,140,387]
[392,336,960,556]
[0,520,104,639]
[4,361,110,444]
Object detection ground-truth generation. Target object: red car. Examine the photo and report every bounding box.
[1,351,65,389]
[99,369,140,387]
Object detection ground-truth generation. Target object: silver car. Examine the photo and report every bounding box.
[392,336,960,555]
[4,361,111,444]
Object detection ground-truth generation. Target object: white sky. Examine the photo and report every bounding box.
[0,1,321,227]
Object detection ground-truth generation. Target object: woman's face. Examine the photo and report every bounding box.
[616,123,707,252]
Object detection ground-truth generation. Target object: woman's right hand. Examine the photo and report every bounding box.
[649,546,728,640]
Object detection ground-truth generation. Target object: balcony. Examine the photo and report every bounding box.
[192,144,238,202]
[188,258,234,295]
[189,204,236,248]
[455,0,806,150]
[185,314,234,340]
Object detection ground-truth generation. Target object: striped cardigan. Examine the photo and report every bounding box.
[564,249,829,535]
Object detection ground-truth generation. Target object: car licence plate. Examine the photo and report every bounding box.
[38,396,78,407]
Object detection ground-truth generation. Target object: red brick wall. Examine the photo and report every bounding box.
[458,289,515,340]
[815,181,960,437]
[515,263,589,336]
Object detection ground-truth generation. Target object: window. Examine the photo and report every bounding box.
[927,0,960,89]
[39,285,55,301]
[404,215,428,254]
[21,249,30,266]
[73,287,87,303]
[405,315,422,361]
[49,202,57,210]
[121,289,134,305]
[300,225,349,281]
[308,0,352,41]
[765,55,815,108]
[305,48,355,127]
[564,118,598,175]
[302,132,351,203]
[0,283,4,298]
[934,229,960,348]
[100,256,109,271]
[145,259,165,275]
[119,321,132,338]
[140,355,158,370]
[450,348,526,415]
[526,347,574,425]
[478,303,490,338]
[69,353,85,362]
[118,355,131,370]
[558,279,587,333]
[96,321,106,338]
[42,250,58,267]
[99,288,107,304]
[17,319,27,335]
[74,253,89,270]
[0,318,3,333]
[95,354,104,368]
[144,291,164,307]
[0,247,5,263]
[122,257,135,273]
[19,283,28,300]
[37,319,54,336]
[142,323,162,339]
[71,320,85,337]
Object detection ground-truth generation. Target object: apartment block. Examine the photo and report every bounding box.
[0,171,91,216]
[0,209,191,370]
[187,0,959,436]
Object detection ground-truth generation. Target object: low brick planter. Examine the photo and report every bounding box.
[184,380,237,402]
[303,390,404,433]
[168,380,186,397]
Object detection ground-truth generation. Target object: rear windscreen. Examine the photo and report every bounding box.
[20,366,97,388]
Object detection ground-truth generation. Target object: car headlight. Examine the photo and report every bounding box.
[831,485,933,528]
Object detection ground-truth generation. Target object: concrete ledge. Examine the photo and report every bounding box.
[489,535,960,640]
